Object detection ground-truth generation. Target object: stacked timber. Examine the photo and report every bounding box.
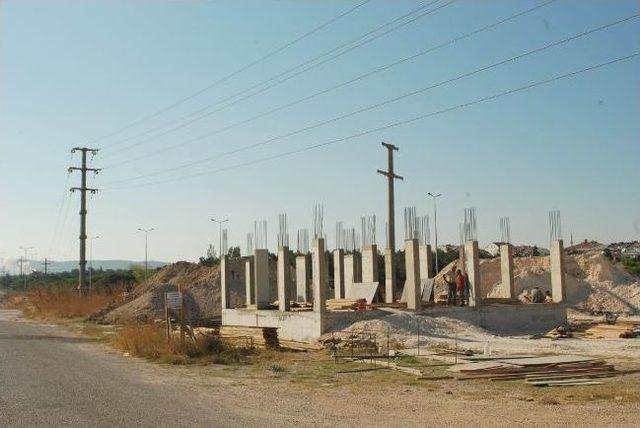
[451,355,620,386]
[326,299,364,311]
[219,326,279,349]
[575,321,640,339]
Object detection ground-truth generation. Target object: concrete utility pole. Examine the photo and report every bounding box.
[428,192,442,274]
[137,228,154,280]
[41,258,50,275]
[210,218,229,258]
[377,142,403,302]
[19,246,33,290]
[89,236,100,292]
[69,147,100,293]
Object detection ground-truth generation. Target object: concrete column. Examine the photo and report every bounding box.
[384,248,396,303]
[404,239,421,310]
[277,247,291,311]
[312,238,327,313]
[464,240,482,307]
[361,244,378,284]
[295,254,311,302]
[220,255,230,309]
[418,244,433,280]
[245,256,255,306]
[550,240,566,303]
[333,249,345,299]
[254,249,270,309]
[500,243,515,299]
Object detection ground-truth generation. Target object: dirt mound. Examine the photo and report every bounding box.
[99,260,246,325]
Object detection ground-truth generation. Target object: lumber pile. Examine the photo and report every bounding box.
[574,321,640,339]
[326,298,371,311]
[451,354,619,386]
[219,326,279,349]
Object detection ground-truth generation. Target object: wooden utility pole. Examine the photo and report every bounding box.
[41,258,50,275]
[377,142,403,303]
[69,147,100,293]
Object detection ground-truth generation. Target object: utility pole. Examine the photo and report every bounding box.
[210,218,229,259]
[89,236,100,292]
[69,147,100,293]
[428,192,442,274]
[137,228,154,280]
[377,142,403,303]
[19,246,33,291]
[41,258,50,275]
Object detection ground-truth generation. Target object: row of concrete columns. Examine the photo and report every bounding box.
[221,238,567,312]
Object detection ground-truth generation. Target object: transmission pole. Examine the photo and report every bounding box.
[377,142,403,303]
[42,258,50,275]
[69,147,100,293]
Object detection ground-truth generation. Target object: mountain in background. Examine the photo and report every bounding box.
[0,259,168,275]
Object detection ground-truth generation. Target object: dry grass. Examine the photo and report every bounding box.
[112,324,252,365]
[4,286,121,320]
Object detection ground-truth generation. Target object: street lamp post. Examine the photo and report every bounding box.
[137,228,155,280]
[210,218,229,259]
[427,193,442,275]
[89,235,100,293]
[19,246,34,291]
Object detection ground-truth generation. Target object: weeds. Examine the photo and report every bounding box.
[112,324,252,365]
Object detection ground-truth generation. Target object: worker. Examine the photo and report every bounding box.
[544,290,553,303]
[446,265,457,306]
[455,269,465,306]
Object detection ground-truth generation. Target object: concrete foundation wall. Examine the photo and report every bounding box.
[418,244,433,280]
[500,244,515,299]
[295,255,311,303]
[277,247,291,311]
[550,240,566,303]
[361,244,378,284]
[404,239,420,310]
[254,249,270,309]
[245,257,255,306]
[333,249,345,299]
[464,240,481,307]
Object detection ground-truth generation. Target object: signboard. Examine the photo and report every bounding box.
[165,291,183,310]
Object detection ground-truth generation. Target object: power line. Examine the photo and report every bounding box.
[103,0,558,170]
[102,13,638,186]
[100,0,454,159]
[102,51,640,191]
[86,0,372,147]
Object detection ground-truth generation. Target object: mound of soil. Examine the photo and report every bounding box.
[98,260,246,325]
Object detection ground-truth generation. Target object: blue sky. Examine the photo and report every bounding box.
[1,0,639,263]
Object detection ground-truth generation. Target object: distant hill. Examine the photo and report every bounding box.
[0,259,167,275]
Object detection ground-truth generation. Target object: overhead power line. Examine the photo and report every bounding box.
[103,0,558,170]
[100,0,455,159]
[86,0,371,147]
[102,13,638,186]
[101,51,640,191]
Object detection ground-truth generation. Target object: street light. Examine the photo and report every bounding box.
[427,192,442,275]
[18,246,34,291]
[210,218,229,259]
[89,235,100,292]
[137,228,155,280]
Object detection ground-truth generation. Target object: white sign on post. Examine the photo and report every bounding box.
[165,291,183,310]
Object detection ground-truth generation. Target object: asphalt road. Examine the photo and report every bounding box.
[0,310,270,427]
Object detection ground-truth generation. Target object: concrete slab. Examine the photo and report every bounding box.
[295,254,311,303]
[346,282,379,303]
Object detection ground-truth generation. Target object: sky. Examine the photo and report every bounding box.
[1,0,639,266]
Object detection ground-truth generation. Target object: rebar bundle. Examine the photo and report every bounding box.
[549,210,562,242]
[254,219,268,250]
[297,229,309,254]
[245,233,254,255]
[418,215,430,245]
[463,208,478,241]
[404,207,418,241]
[499,217,511,243]
[344,227,360,252]
[361,215,377,246]
[313,204,324,239]
[277,213,289,248]
[335,221,345,249]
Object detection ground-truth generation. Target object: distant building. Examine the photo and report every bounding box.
[566,240,606,255]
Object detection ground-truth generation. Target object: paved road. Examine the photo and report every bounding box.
[0,310,270,427]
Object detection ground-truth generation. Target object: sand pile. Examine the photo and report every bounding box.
[99,260,246,325]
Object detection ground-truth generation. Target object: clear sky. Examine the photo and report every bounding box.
[1,0,639,264]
